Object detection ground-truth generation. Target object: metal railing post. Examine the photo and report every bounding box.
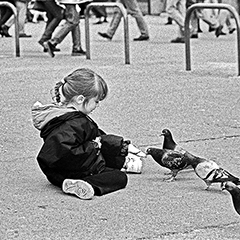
[85,2,130,64]
[185,3,240,76]
[0,2,19,57]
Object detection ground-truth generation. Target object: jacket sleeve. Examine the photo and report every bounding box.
[100,134,124,155]
[99,134,126,169]
[37,119,99,172]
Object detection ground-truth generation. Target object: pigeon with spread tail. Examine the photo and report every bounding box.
[185,151,240,190]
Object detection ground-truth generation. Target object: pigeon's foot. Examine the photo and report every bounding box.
[204,181,211,190]
[204,186,210,190]
[163,176,176,182]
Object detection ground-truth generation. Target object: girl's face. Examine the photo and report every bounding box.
[80,96,100,115]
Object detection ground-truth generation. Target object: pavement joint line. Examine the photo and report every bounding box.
[147,221,239,239]
[139,134,240,148]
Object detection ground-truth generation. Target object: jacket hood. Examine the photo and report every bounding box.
[31,101,77,131]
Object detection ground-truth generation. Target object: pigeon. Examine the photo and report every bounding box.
[222,181,240,215]
[160,128,186,153]
[146,147,191,181]
[160,128,193,174]
[185,151,240,190]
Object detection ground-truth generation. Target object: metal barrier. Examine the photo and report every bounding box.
[185,3,240,75]
[85,2,130,64]
[0,2,19,57]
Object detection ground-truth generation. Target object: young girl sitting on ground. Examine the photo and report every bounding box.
[32,68,145,200]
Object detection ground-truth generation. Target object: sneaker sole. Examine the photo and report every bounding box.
[62,179,94,200]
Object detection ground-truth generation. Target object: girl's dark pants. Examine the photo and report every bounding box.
[84,168,127,196]
[48,167,127,196]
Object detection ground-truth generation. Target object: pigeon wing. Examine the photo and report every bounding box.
[194,160,220,180]
[162,151,188,170]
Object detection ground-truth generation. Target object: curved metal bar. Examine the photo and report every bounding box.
[0,2,19,57]
[185,3,240,76]
[85,2,130,64]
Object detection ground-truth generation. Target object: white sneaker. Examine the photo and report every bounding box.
[128,144,146,158]
[62,179,94,200]
[122,153,143,174]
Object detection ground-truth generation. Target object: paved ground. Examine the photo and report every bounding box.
[1,13,240,239]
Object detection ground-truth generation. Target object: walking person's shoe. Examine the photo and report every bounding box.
[98,32,112,40]
[215,25,225,38]
[190,33,198,39]
[62,179,94,200]
[229,28,236,34]
[170,37,185,43]
[43,47,60,53]
[208,26,216,32]
[133,35,149,41]
[165,17,172,25]
[38,40,60,53]
[71,48,86,56]
[19,33,32,38]
[121,153,143,174]
[44,41,56,57]
[0,25,11,37]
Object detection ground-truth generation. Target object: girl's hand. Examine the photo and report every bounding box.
[93,137,102,149]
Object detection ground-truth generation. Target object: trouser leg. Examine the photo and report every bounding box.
[51,4,79,45]
[218,9,229,27]
[0,8,13,26]
[106,7,122,37]
[166,0,186,27]
[84,168,128,196]
[39,0,63,43]
[197,8,219,28]
[190,11,198,34]
[71,24,81,50]
[4,14,14,28]
[167,0,186,37]
[124,0,149,36]
[16,1,27,34]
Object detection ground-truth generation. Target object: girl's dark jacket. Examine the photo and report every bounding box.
[31,102,126,185]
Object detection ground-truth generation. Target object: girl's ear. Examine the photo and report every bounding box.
[76,95,85,104]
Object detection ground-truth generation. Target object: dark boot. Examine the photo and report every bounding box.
[0,25,11,37]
